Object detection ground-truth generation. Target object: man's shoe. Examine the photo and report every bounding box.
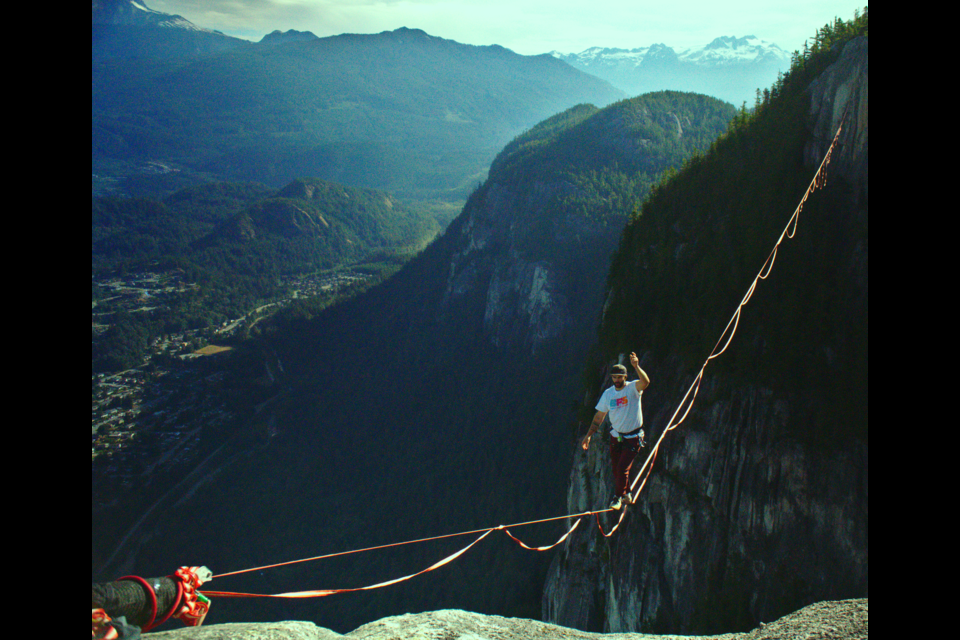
[609,496,623,510]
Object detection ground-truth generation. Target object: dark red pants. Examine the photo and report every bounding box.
[609,436,641,497]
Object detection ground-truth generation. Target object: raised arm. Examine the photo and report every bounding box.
[630,352,650,391]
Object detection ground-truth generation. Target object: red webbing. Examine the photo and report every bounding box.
[211,510,611,581]
[188,115,848,604]
[503,517,583,551]
[203,529,494,599]
[203,513,611,600]
[616,112,847,512]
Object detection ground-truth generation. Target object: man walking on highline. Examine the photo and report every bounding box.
[580,352,651,510]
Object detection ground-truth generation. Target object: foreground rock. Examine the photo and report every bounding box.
[148,598,866,639]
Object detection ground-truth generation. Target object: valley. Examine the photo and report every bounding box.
[90,261,384,551]
[91,2,867,636]
[90,88,743,632]
[91,266,375,472]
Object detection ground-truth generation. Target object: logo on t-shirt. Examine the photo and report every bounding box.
[610,397,629,409]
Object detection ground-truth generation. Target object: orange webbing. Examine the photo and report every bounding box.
[203,529,495,599]
[620,112,847,510]
[597,508,628,538]
[597,444,659,538]
[203,513,611,600]
[212,529,493,579]
[504,517,583,550]
[192,116,847,603]
[211,510,610,582]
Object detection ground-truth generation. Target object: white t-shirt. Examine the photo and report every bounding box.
[595,381,644,437]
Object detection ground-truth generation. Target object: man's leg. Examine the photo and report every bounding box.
[611,438,641,498]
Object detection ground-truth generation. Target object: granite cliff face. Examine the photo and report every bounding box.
[543,38,868,634]
[443,179,615,352]
[442,94,735,354]
[805,37,869,209]
[92,93,735,635]
[147,599,866,639]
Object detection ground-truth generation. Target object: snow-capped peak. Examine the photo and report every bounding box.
[553,35,789,67]
[92,0,214,32]
[681,35,787,65]
[128,1,158,14]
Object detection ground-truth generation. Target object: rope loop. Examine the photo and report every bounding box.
[758,245,778,280]
[786,207,801,238]
[709,307,742,360]
[596,507,628,538]
[116,575,157,632]
[504,517,583,551]
[173,566,211,627]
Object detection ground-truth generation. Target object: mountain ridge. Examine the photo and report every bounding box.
[555,36,788,66]
[92,90,735,633]
[92,19,626,200]
[195,178,434,255]
[544,31,867,634]
[92,7,866,637]
[261,29,320,45]
[552,36,790,105]
[92,0,249,64]
[92,0,213,32]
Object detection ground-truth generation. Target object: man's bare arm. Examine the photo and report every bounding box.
[580,410,607,450]
[630,351,650,391]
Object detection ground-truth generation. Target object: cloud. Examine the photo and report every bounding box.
[150,1,320,35]
[147,0,867,55]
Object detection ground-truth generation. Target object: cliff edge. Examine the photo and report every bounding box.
[148,598,866,639]
[542,35,868,635]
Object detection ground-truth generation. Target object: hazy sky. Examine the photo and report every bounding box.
[148,1,865,56]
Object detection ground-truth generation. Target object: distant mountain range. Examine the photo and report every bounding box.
[92,1,795,201]
[92,2,868,634]
[92,1,625,201]
[552,36,791,105]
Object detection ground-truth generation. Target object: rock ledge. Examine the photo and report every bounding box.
[148,598,866,639]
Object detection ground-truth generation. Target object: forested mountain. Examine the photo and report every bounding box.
[195,179,442,263]
[92,178,447,371]
[92,91,735,632]
[545,14,867,635]
[92,6,866,637]
[93,10,625,200]
[93,179,445,279]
